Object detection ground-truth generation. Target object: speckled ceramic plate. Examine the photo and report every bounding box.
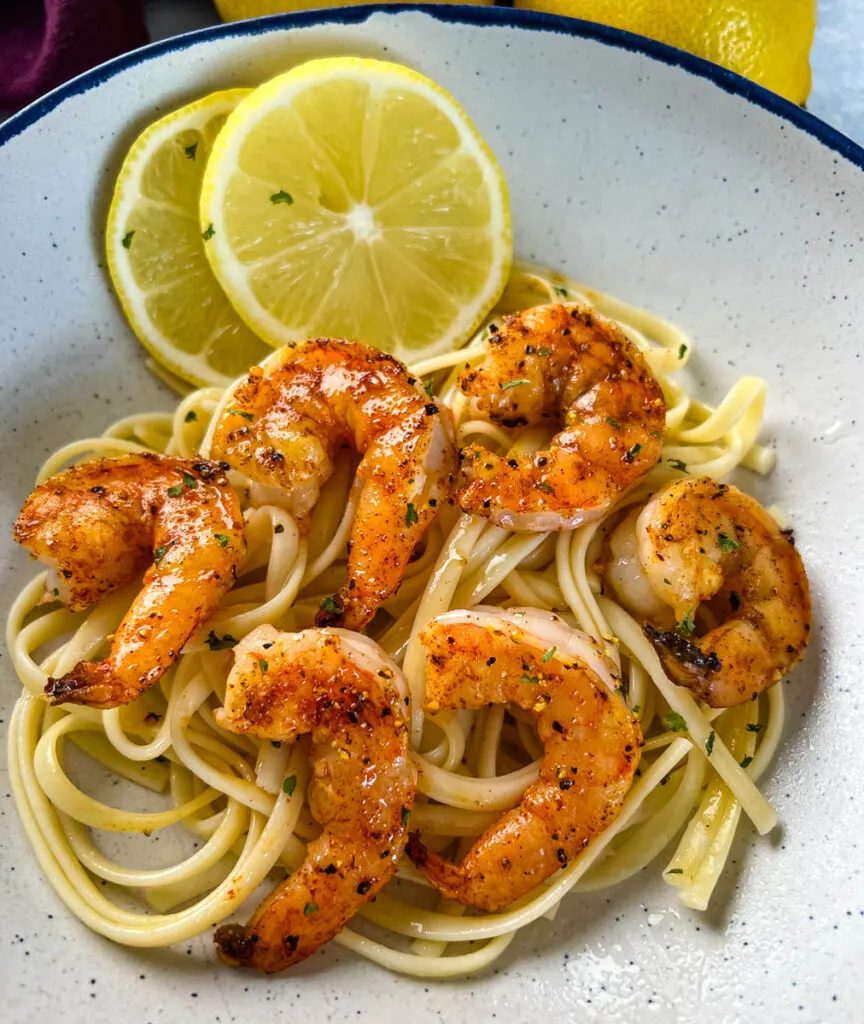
[1,7,863,1023]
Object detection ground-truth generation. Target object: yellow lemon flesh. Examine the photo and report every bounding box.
[514,0,816,104]
[200,58,512,363]
[107,90,272,387]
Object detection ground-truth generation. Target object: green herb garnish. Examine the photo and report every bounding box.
[423,380,434,399]
[320,596,340,614]
[538,346,552,357]
[184,410,198,423]
[283,775,297,796]
[270,189,294,205]
[405,502,419,526]
[401,805,411,827]
[667,458,688,472]
[542,647,557,663]
[705,730,716,756]
[676,610,696,636]
[678,343,688,360]
[718,532,741,553]
[740,755,754,769]
[666,867,684,875]
[605,416,621,431]
[226,408,254,421]
[746,723,764,733]
[214,533,229,547]
[661,711,687,732]
[166,484,184,497]
[202,222,215,241]
[259,659,268,673]
[537,482,555,494]
[303,902,319,916]
[153,544,169,564]
[184,142,198,160]
[206,631,238,651]
[121,230,135,249]
[628,443,642,457]
[520,674,539,684]
[500,378,531,390]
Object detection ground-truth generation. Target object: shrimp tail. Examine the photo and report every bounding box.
[213,923,259,968]
[45,662,130,709]
[643,622,721,694]
[405,836,468,902]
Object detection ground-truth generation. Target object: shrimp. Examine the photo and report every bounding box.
[13,452,245,709]
[406,607,641,911]
[456,303,665,531]
[606,477,811,707]
[212,624,415,973]
[206,339,457,629]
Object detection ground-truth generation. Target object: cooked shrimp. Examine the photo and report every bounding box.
[206,339,457,629]
[213,625,415,973]
[606,477,811,707]
[406,607,640,911]
[456,304,665,531]
[13,452,244,709]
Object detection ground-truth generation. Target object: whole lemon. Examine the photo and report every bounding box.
[513,0,816,104]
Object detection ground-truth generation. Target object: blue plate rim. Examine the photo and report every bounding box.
[1,2,862,174]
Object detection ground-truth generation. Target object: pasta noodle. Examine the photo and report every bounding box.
[6,262,785,976]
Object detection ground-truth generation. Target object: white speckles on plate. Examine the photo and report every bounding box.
[1,8,863,1023]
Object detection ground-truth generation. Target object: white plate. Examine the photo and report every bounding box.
[1,8,862,1023]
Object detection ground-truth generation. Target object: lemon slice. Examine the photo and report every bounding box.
[107,90,273,387]
[200,58,511,362]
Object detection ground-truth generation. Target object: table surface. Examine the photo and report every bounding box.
[146,0,864,146]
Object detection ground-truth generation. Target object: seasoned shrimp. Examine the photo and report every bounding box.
[213,625,415,973]
[456,303,665,531]
[206,339,457,629]
[13,452,244,708]
[406,607,640,911]
[606,477,811,707]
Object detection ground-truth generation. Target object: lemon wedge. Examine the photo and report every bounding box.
[200,58,512,362]
[106,90,273,387]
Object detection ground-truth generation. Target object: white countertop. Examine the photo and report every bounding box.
[146,0,864,146]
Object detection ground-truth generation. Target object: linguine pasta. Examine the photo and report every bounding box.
[6,263,785,977]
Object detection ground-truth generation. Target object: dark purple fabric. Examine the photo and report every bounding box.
[0,0,148,108]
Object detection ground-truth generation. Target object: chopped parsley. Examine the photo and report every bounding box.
[303,902,319,916]
[320,596,340,614]
[661,711,687,732]
[705,730,716,756]
[206,630,238,651]
[258,659,268,673]
[405,502,419,526]
[520,674,539,684]
[184,410,198,423]
[678,343,688,360]
[283,774,297,796]
[226,408,254,421]
[166,484,184,497]
[666,867,684,875]
[153,544,170,564]
[718,532,741,553]
[538,346,552,357]
[605,416,621,431]
[184,142,198,160]
[401,805,411,827]
[542,647,557,663]
[667,458,688,472]
[676,610,696,636]
[423,379,434,399]
[746,723,764,733]
[500,378,531,390]
[553,285,568,297]
[121,230,135,249]
[270,189,294,204]
[201,222,215,241]
[181,471,198,490]
[537,482,555,494]
[740,755,754,769]
[628,443,642,457]
[214,533,230,547]
[632,704,641,715]
[271,740,281,748]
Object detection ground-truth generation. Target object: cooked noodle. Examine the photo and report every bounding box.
[6,262,785,977]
